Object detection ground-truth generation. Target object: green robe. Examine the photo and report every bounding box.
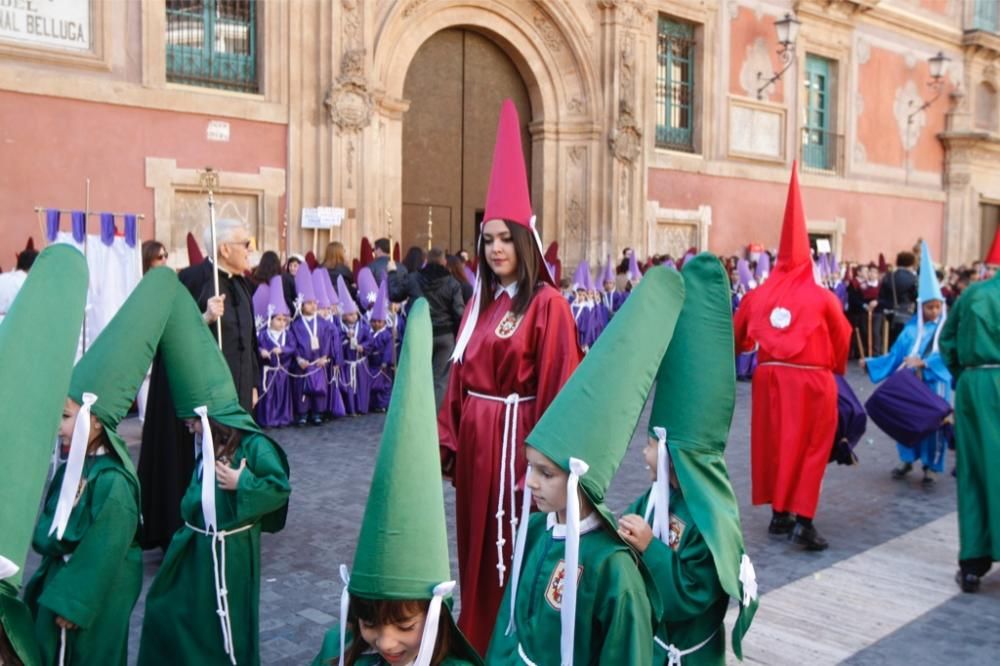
[939,274,1000,562]
[486,512,653,665]
[23,455,142,666]
[624,489,728,665]
[311,624,477,666]
[1,579,42,666]
[137,432,290,666]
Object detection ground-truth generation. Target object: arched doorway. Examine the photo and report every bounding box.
[401,28,532,255]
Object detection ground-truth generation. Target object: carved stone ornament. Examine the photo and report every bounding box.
[609,119,642,164]
[402,0,430,18]
[533,12,563,53]
[326,48,374,134]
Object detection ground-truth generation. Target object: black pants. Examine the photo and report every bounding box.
[432,332,455,411]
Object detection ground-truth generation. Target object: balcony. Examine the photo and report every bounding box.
[971,1,999,33]
[800,127,844,174]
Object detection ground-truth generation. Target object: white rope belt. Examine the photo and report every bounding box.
[344,359,365,392]
[467,390,536,587]
[759,361,825,371]
[654,627,720,666]
[517,642,539,665]
[970,364,1000,369]
[327,365,341,387]
[258,366,281,399]
[185,521,255,665]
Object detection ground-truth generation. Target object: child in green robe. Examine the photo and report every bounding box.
[618,255,758,665]
[137,287,290,666]
[487,265,689,665]
[311,300,480,666]
[24,267,181,666]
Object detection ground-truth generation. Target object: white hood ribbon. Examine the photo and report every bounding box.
[338,565,351,665]
[0,556,17,581]
[506,466,534,636]
[195,406,218,533]
[560,457,590,666]
[907,301,947,361]
[414,580,457,666]
[50,392,97,539]
[739,554,758,607]
[650,427,671,545]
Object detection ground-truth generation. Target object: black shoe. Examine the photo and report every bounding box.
[955,570,980,593]
[922,468,937,486]
[294,417,307,427]
[891,462,913,480]
[310,414,323,426]
[769,513,795,536]
[790,523,829,551]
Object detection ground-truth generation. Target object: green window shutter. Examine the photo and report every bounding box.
[166,0,258,93]
[803,54,832,170]
[973,0,999,32]
[656,16,695,151]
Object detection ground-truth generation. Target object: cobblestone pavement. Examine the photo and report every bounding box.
[23,366,1000,665]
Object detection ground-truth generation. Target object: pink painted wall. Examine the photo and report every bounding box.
[648,168,944,264]
[0,91,286,271]
[729,7,786,102]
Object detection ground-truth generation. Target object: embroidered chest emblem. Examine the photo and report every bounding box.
[668,514,686,551]
[73,478,88,508]
[545,560,584,610]
[495,311,524,339]
[769,307,792,330]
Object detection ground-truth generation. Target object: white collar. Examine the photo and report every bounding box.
[209,259,234,279]
[546,511,602,539]
[494,281,519,299]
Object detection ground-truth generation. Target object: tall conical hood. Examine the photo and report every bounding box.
[312,268,331,309]
[319,268,338,308]
[755,252,770,280]
[349,299,449,596]
[777,163,811,270]
[253,282,271,328]
[601,255,615,285]
[371,278,389,321]
[295,263,317,303]
[878,252,888,273]
[918,241,944,303]
[483,99,533,228]
[526,266,685,507]
[187,232,204,266]
[737,259,754,288]
[628,251,642,282]
[357,267,379,310]
[359,237,374,268]
[985,225,1000,266]
[647,254,758,658]
[267,275,290,317]
[571,261,590,291]
[69,267,181,473]
[0,245,87,587]
[337,275,359,315]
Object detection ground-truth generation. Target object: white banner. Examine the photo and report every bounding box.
[0,0,91,52]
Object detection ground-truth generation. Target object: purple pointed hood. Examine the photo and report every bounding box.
[737,259,754,288]
[371,278,389,321]
[601,255,615,285]
[572,261,590,290]
[357,267,379,310]
[755,252,771,280]
[267,275,290,317]
[312,268,331,309]
[295,261,317,303]
[337,275,359,315]
[323,269,340,307]
[252,283,271,328]
[463,264,476,285]
[628,251,642,282]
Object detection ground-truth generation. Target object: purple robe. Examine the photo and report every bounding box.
[367,326,395,411]
[340,318,373,415]
[254,328,294,427]
[290,315,334,417]
[323,315,347,418]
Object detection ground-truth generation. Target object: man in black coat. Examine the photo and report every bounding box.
[877,250,918,346]
[387,247,464,408]
[138,219,259,550]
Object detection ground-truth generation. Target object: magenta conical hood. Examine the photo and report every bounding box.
[312,268,331,309]
[337,275,359,315]
[267,275,289,317]
[371,278,389,321]
[295,262,317,302]
[357,267,379,310]
[483,99,533,228]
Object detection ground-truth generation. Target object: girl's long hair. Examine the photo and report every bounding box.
[335,597,451,666]
[476,220,543,317]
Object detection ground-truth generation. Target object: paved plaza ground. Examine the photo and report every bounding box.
[24,366,1000,664]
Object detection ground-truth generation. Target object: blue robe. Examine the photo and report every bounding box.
[865,317,952,471]
[254,327,294,427]
[290,315,334,417]
[367,326,395,411]
[339,318,372,415]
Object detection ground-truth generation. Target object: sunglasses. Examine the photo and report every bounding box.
[157,252,169,260]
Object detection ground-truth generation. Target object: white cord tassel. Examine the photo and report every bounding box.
[506,468,534,636]
[50,392,97,539]
[561,457,589,666]
[0,556,17,581]
[414,581,456,666]
[338,565,351,665]
[739,554,758,607]
[651,427,671,545]
[59,626,67,666]
[195,406,217,532]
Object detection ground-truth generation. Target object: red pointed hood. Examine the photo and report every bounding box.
[776,163,810,271]
[305,251,318,271]
[985,225,1000,266]
[360,237,374,267]
[878,252,887,273]
[392,241,401,262]
[186,232,204,266]
[483,99,533,228]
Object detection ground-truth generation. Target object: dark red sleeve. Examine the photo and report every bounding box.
[532,289,583,414]
[437,355,463,480]
[733,290,756,353]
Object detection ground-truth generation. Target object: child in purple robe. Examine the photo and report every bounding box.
[290,268,333,426]
[598,255,626,319]
[254,276,295,427]
[366,280,395,412]
[316,268,347,419]
[336,275,372,415]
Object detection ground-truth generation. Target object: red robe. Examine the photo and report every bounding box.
[438,283,581,654]
[733,263,851,519]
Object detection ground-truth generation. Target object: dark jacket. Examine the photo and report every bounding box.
[326,264,357,302]
[368,256,391,285]
[389,263,465,336]
[877,268,918,314]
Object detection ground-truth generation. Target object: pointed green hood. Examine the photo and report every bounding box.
[69,267,181,479]
[0,245,87,591]
[648,253,758,659]
[156,285,288,531]
[526,265,685,514]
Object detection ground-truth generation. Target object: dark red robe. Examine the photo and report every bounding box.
[733,262,851,519]
[438,283,581,654]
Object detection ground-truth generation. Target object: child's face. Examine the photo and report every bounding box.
[343,312,359,325]
[603,280,615,292]
[59,397,101,445]
[525,446,568,515]
[371,319,386,331]
[270,315,288,332]
[183,418,203,435]
[358,610,426,664]
[643,436,659,482]
[302,300,317,316]
[922,299,942,322]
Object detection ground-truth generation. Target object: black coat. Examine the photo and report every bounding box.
[877,269,918,313]
[389,263,465,336]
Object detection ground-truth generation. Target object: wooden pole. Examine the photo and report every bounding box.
[867,309,874,357]
[854,327,865,360]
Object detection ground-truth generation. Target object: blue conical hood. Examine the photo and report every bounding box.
[918,241,943,303]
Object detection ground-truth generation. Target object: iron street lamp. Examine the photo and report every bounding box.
[757,13,802,100]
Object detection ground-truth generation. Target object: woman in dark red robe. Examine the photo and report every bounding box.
[438,100,581,654]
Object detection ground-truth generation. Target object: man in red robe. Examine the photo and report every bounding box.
[734,164,851,550]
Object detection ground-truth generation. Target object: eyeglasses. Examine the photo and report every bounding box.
[157,252,169,260]
[226,240,252,250]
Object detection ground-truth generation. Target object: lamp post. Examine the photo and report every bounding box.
[757,12,801,100]
[904,51,950,179]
